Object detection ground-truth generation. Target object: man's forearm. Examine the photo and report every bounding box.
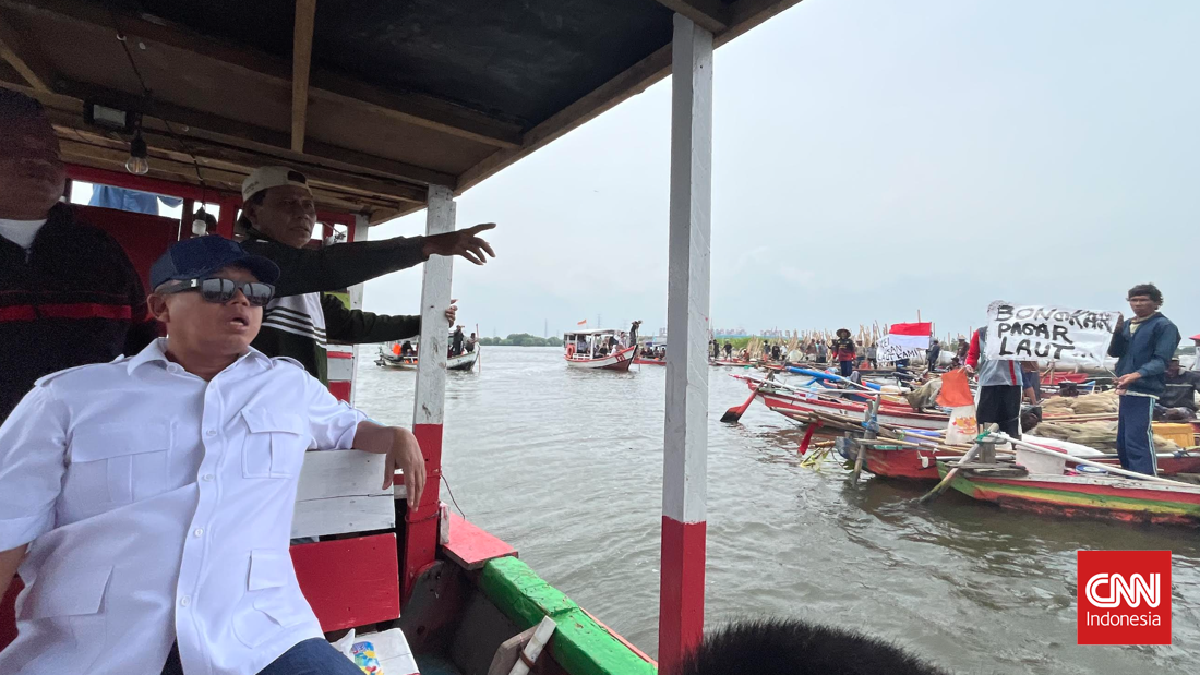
[244,237,427,297]
[0,544,27,598]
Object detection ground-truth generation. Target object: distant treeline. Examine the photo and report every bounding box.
[479,334,563,347]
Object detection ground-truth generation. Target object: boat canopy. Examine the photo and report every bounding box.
[0,0,798,223]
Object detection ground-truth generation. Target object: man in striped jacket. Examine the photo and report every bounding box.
[0,90,156,420]
[237,167,495,383]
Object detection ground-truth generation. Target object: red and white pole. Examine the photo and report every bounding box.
[402,185,455,602]
[659,13,712,674]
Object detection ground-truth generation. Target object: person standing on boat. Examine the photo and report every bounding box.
[1108,284,1181,475]
[965,327,1023,438]
[0,90,158,422]
[237,166,495,382]
[451,325,465,356]
[0,237,425,675]
[815,340,828,365]
[724,341,733,358]
[832,328,857,377]
[925,338,941,373]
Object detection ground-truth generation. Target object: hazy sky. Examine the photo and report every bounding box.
[359,0,1199,341]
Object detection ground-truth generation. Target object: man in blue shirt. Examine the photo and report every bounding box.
[89,186,182,215]
[1107,283,1181,475]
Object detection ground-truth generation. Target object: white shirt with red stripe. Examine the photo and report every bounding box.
[0,338,367,675]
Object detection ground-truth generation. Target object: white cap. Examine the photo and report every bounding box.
[241,166,311,201]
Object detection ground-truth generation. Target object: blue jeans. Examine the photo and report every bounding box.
[162,638,363,675]
[839,360,854,377]
[1117,394,1157,476]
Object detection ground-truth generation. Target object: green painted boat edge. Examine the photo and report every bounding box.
[479,556,658,675]
[937,463,1200,517]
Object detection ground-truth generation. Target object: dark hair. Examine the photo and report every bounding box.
[1126,283,1162,304]
[235,190,268,234]
[679,619,950,675]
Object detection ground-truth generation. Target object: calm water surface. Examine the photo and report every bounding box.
[353,346,1198,675]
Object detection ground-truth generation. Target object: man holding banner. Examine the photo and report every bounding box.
[1108,284,1180,476]
[966,327,1024,438]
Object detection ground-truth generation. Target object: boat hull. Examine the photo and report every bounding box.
[864,447,942,480]
[756,386,948,430]
[633,358,666,366]
[378,351,479,371]
[565,346,636,371]
[941,464,1200,527]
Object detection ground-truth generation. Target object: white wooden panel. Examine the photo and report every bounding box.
[413,185,455,426]
[292,449,395,538]
[662,14,713,525]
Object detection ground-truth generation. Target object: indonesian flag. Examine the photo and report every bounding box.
[577,319,588,326]
[887,322,933,349]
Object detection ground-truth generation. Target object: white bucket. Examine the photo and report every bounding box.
[1016,447,1066,475]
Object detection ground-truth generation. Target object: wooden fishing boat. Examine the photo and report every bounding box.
[634,355,667,366]
[564,329,636,372]
[711,358,752,367]
[938,463,1200,527]
[748,377,949,430]
[377,346,479,372]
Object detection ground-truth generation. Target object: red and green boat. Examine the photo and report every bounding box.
[937,463,1200,527]
[864,446,1200,482]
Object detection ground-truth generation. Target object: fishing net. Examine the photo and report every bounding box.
[1041,390,1118,414]
[1030,420,1180,452]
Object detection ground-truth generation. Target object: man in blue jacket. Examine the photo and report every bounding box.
[1107,283,1180,475]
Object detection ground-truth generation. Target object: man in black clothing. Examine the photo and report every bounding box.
[451,325,465,356]
[0,90,156,420]
[1159,359,1200,419]
[237,166,495,382]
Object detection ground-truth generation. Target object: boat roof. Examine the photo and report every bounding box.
[1,0,802,222]
[565,328,621,336]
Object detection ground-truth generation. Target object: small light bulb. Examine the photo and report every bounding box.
[125,129,149,175]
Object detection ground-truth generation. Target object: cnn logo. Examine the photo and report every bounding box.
[1077,551,1171,645]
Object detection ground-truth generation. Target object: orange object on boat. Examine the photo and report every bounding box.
[937,368,975,408]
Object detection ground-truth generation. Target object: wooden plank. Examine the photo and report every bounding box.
[296,449,388,501]
[291,494,394,539]
[655,0,730,34]
[292,449,394,538]
[403,184,455,600]
[443,513,516,570]
[0,9,54,91]
[290,534,400,631]
[290,0,316,152]
[659,15,713,674]
[4,0,524,149]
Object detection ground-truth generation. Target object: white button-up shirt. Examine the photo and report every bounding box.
[0,339,367,675]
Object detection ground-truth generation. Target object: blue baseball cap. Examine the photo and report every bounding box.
[150,237,280,290]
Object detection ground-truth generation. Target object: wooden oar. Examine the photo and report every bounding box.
[721,387,759,423]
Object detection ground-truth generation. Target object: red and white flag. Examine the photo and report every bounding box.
[887,321,932,349]
[577,319,588,326]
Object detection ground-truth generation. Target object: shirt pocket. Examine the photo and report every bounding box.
[17,563,113,673]
[232,549,306,648]
[67,422,171,507]
[240,409,307,479]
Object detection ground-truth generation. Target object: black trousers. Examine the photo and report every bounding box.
[977,384,1022,438]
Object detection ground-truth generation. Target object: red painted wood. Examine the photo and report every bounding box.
[327,380,352,402]
[864,448,940,480]
[403,423,443,603]
[290,533,400,631]
[659,516,706,675]
[326,351,354,359]
[0,577,22,652]
[72,205,180,291]
[443,513,516,569]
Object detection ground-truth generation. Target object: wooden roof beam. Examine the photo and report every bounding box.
[3,0,525,148]
[0,9,55,91]
[290,0,316,153]
[655,0,730,34]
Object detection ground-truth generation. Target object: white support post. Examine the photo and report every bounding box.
[660,13,712,675]
[402,184,455,600]
[346,213,370,406]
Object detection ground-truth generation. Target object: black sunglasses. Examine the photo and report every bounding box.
[160,277,275,306]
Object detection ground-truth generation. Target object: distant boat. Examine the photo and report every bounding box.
[564,329,636,372]
[376,339,479,371]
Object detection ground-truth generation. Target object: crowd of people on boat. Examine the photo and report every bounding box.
[0,90,500,674]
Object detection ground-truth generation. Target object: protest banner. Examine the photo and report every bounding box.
[984,301,1119,366]
[877,335,925,363]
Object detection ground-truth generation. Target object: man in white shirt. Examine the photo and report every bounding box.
[0,237,425,675]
